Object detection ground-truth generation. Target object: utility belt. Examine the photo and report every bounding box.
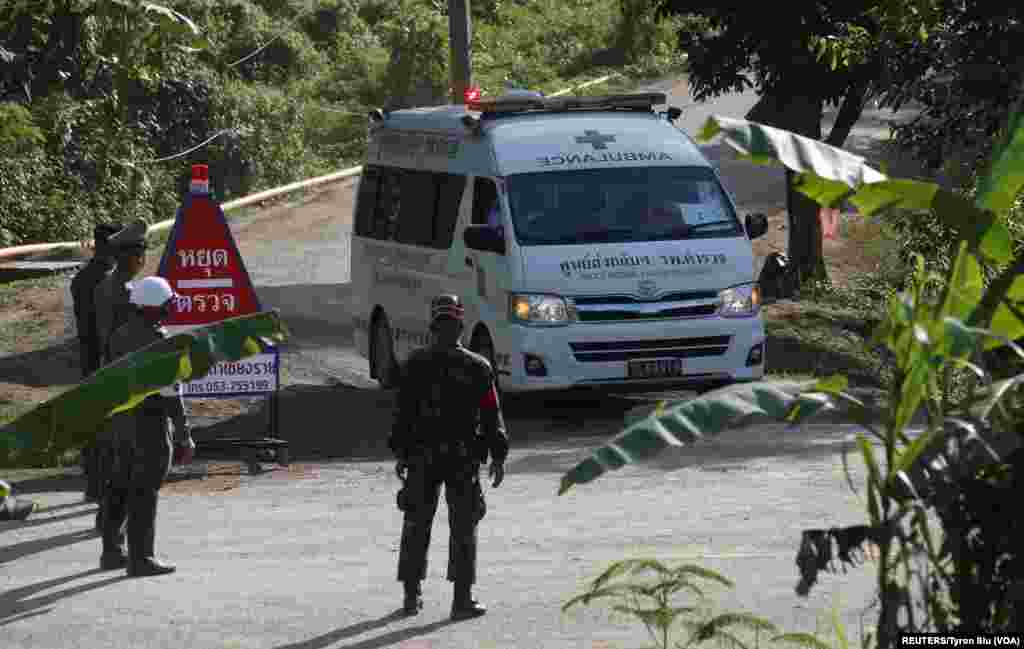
[410,437,487,464]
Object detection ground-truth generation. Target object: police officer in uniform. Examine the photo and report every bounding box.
[390,294,509,620]
[99,276,194,576]
[94,219,148,362]
[71,221,123,503]
[91,219,147,531]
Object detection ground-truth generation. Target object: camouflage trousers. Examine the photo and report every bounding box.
[397,444,487,585]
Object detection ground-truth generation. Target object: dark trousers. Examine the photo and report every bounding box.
[80,342,102,500]
[398,450,486,585]
[102,412,172,561]
[102,486,159,559]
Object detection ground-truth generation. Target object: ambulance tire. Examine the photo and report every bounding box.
[371,315,399,389]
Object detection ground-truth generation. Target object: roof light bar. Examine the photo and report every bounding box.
[467,92,667,116]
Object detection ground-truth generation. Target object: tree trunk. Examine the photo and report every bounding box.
[746,86,828,285]
[785,169,827,283]
[825,79,871,147]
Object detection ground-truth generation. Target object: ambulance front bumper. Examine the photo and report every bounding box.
[498,316,765,393]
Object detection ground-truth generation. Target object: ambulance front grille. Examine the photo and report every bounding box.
[570,291,720,323]
[569,335,732,363]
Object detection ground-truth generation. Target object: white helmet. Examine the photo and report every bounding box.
[129,276,176,307]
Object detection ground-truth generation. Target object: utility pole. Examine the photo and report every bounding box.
[448,0,472,103]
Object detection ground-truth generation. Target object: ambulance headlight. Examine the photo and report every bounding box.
[509,294,577,325]
[718,283,761,317]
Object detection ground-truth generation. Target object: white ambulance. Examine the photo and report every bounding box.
[349,91,769,392]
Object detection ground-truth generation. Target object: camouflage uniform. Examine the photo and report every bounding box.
[100,310,189,575]
[390,329,509,616]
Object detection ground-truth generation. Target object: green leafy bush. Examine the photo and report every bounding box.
[1,0,685,247]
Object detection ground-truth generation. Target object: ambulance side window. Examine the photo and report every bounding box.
[395,171,438,246]
[433,173,467,248]
[354,166,381,239]
[471,178,498,226]
[374,168,403,240]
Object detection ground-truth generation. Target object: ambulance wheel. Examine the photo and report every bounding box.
[371,315,399,389]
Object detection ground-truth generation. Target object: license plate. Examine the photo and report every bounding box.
[627,358,683,379]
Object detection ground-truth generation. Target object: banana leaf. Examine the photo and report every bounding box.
[697,115,1014,265]
[558,379,839,495]
[0,310,288,463]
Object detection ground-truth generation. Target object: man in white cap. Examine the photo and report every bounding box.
[99,276,194,577]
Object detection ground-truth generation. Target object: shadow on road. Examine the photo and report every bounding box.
[9,473,86,496]
[32,501,91,515]
[2,507,94,530]
[194,384,657,462]
[0,569,127,626]
[0,528,97,564]
[507,429,850,476]
[269,610,455,649]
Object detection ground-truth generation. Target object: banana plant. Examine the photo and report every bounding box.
[0,310,288,466]
[559,108,1024,644]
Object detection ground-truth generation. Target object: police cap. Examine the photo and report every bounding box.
[94,222,124,247]
[430,294,464,322]
[107,219,148,254]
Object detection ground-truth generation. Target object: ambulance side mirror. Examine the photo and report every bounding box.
[463,225,506,255]
[745,213,768,240]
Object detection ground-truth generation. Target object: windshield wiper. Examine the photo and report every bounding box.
[685,220,737,232]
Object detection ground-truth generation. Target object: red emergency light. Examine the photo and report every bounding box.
[190,164,210,194]
[464,86,482,103]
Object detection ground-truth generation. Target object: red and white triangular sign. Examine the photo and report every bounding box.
[157,164,261,327]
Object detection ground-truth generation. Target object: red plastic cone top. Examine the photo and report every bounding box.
[190,164,209,194]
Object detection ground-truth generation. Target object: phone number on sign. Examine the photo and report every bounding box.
[184,379,273,395]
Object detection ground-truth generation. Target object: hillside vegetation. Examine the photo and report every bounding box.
[0,0,688,247]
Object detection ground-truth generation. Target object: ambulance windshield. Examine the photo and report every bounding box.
[506,167,741,246]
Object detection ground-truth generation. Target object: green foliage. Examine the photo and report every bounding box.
[2,0,679,247]
[563,559,779,649]
[560,110,1024,644]
[0,103,44,153]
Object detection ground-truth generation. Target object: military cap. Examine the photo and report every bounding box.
[107,219,148,253]
[430,294,464,322]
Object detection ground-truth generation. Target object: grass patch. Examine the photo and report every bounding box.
[764,275,893,391]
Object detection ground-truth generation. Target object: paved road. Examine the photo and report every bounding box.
[2,421,879,649]
[4,77,913,647]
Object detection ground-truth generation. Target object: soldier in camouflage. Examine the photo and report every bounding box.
[99,276,194,577]
[389,294,509,620]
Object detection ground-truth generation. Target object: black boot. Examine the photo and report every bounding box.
[450,582,486,621]
[402,581,423,616]
[99,550,128,570]
[127,557,175,577]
